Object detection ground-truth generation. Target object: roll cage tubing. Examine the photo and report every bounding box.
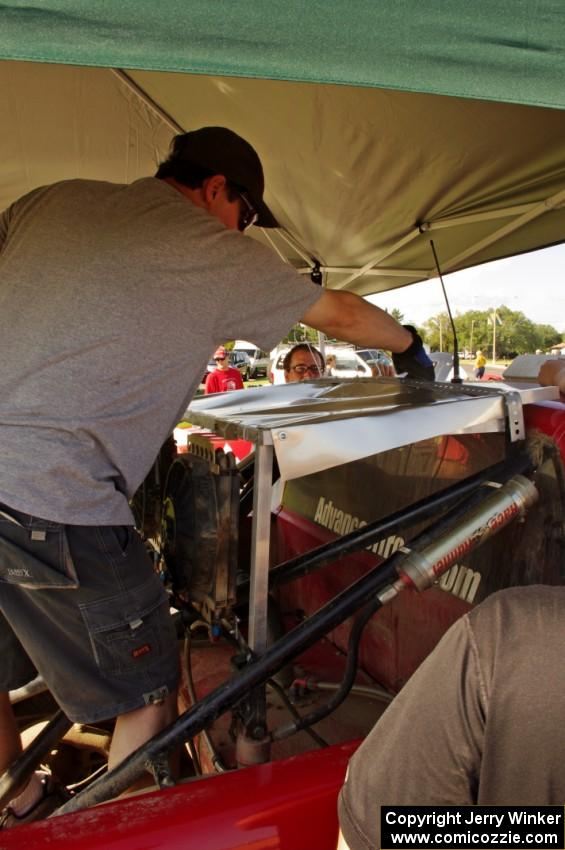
[40,451,537,815]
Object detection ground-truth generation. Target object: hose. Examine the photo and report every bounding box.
[266,678,328,748]
[271,597,380,742]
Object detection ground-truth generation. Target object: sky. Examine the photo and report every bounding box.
[368,243,565,334]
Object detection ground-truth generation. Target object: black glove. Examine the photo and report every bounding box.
[392,326,435,381]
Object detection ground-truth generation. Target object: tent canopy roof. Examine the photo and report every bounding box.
[2,1,565,109]
[1,2,565,295]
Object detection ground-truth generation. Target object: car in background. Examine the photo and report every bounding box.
[430,352,470,382]
[270,345,373,384]
[233,341,270,379]
[203,350,252,383]
[355,348,394,374]
[248,351,270,378]
[229,350,252,380]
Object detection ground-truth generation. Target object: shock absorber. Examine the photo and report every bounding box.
[378,474,538,604]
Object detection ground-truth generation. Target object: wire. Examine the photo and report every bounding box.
[67,763,108,791]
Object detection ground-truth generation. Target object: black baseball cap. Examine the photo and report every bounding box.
[165,126,278,228]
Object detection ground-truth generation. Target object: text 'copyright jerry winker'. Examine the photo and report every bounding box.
[381,806,565,849]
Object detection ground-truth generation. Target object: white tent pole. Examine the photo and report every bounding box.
[338,229,421,288]
[336,187,565,289]
[296,266,428,278]
[261,229,295,265]
[425,202,539,230]
[111,69,185,134]
[435,187,565,272]
[276,229,315,265]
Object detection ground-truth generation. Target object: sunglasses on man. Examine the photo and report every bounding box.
[234,189,258,232]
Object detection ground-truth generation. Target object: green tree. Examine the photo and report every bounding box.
[422,312,455,352]
[534,323,562,351]
[421,306,561,359]
[452,310,489,356]
[282,323,319,345]
[391,307,404,324]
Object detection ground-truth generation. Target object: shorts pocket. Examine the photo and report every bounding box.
[95,526,136,565]
[0,516,78,590]
[79,575,175,676]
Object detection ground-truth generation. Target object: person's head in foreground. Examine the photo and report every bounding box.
[283,343,325,382]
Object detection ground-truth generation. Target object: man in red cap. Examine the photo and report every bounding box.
[204,346,244,394]
[0,124,433,824]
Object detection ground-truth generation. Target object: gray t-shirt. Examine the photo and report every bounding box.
[339,585,565,849]
[0,178,321,524]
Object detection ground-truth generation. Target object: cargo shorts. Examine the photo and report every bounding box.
[0,504,180,724]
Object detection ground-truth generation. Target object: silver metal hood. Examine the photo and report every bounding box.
[185,379,558,482]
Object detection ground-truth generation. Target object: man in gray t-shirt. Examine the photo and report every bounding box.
[338,585,565,850]
[0,125,433,824]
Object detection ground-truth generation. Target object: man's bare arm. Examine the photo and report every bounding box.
[302,290,434,380]
[336,829,352,849]
[301,290,412,352]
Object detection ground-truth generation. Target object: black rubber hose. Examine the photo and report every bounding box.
[266,678,329,748]
[271,598,380,742]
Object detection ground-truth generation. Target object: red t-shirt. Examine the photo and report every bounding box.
[204,366,244,394]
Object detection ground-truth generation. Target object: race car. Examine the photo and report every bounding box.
[2,3,565,849]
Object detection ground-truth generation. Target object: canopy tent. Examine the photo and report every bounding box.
[2,1,565,295]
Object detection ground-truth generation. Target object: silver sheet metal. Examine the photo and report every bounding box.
[186,379,557,482]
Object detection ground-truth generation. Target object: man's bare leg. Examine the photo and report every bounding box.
[108,689,178,772]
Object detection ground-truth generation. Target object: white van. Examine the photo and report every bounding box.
[233,340,269,379]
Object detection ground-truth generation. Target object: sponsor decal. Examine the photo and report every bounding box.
[313,496,404,558]
[132,644,151,659]
[438,563,481,604]
[313,496,482,604]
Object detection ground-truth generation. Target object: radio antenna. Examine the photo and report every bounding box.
[429,240,462,384]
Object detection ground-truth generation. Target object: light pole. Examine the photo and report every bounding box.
[489,309,502,364]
